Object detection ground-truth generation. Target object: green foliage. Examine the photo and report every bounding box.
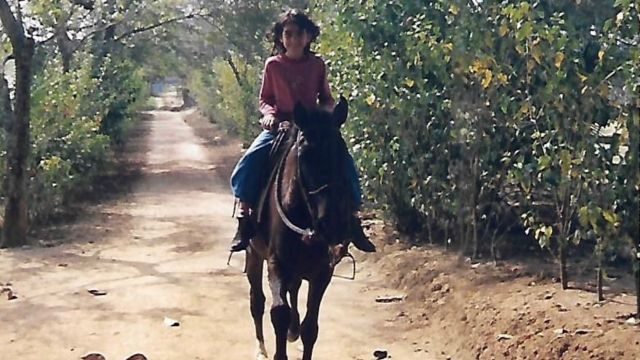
[188,56,262,144]
[0,51,148,222]
[96,56,149,146]
[313,0,639,276]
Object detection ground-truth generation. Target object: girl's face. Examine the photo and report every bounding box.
[281,23,310,58]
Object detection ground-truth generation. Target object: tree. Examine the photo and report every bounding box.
[0,0,35,248]
[0,0,203,247]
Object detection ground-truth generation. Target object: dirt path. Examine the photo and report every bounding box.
[0,96,428,360]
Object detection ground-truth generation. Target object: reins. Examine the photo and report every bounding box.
[229,124,358,279]
[274,131,318,240]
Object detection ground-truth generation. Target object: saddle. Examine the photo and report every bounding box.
[254,124,295,226]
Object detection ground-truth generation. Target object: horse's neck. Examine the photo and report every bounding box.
[280,149,312,224]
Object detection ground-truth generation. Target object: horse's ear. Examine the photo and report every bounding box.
[293,102,309,129]
[332,96,348,127]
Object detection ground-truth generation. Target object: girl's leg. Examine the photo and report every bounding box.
[230,131,275,251]
[345,154,376,252]
[345,153,363,209]
[231,130,276,206]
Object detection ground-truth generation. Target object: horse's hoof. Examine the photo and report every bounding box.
[256,340,269,360]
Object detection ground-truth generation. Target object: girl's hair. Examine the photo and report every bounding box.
[269,9,320,55]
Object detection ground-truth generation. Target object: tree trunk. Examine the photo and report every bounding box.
[491,227,500,265]
[225,55,245,88]
[559,245,568,289]
[636,256,639,319]
[444,220,450,250]
[635,242,640,319]
[2,38,34,248]
[0,75,10,127]
[628,107,639,319]
[472,155,479,259]
[597,266,604,302]
[56,24,73,73]
[91,0,117,77]
[0,0,35,248]
[2,39,34,247]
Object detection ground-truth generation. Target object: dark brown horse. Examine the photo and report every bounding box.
[246,97,355,360]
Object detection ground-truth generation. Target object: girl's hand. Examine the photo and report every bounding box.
[260,115,277,131]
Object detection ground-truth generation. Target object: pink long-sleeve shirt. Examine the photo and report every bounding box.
[259,53,335,121]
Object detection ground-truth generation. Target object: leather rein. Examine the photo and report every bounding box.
[274,130,329,242]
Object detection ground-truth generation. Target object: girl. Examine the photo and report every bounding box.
[229,9,375,253]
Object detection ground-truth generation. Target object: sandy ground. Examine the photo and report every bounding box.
[1,94,638,360]
[0,96,429,360]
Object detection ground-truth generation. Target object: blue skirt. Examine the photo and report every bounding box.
[230,130,362,208]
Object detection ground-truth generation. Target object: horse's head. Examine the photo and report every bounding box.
[290,96,354,263]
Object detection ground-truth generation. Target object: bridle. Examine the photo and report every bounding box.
[274,130,330,241]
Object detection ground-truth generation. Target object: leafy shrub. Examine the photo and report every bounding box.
[188,56,262,145]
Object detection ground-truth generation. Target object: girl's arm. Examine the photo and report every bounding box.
[259,61,277,118]
[318,60,335,110]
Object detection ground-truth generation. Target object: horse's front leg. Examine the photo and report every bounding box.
[300,271,332,360]
[268,259,291,360]
[246,248,268,360]
[288,277,302,342]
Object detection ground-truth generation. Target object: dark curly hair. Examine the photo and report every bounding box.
[269,9,320,55]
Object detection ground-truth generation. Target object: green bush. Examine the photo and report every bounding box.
[96,56,149,147]
[313,0,639,283]
[0,52,148,223]
[188,56,262,145]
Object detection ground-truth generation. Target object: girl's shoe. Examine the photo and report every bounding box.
[350,216,376,252]
[229,216,256,252]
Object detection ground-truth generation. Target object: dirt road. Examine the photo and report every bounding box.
[0,96,428,360]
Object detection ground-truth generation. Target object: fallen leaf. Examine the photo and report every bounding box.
[1,287,17,300]
[554,303,568,312]
[574,328,594,335]
[88,289,107,296]
[553,328,567,335]
[497,334,513,341]
[164,316,180,327]
[81,354,106,360]
[375,295,406,303]
[126,354,148,360]
[373,349,388,359]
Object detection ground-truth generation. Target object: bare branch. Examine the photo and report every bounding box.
[69,0,94,11]
[617,36,639,47]
[0,0,25,49]
[113,12,203,42]
[0,73,12,115]
[3,53,14,67]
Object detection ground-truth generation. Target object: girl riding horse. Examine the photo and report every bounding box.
[229,9,375,254]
